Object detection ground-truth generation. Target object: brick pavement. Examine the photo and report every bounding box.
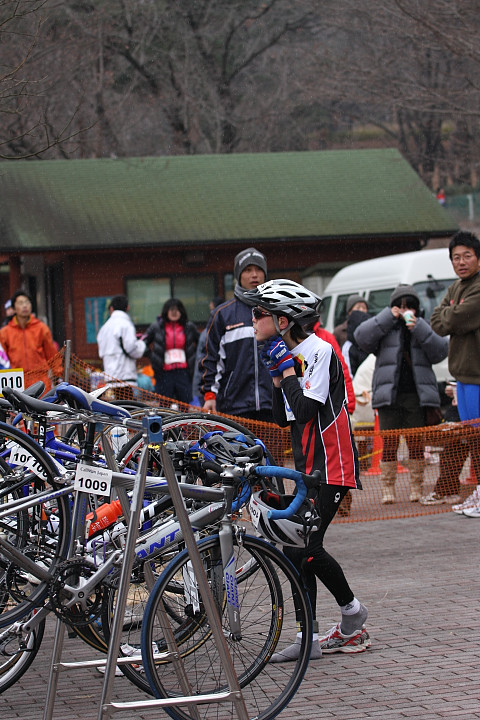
[1,512,479,720]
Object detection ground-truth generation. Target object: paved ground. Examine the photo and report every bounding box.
[2,511,479,720]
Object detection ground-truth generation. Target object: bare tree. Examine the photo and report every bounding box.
[0,0,90,158]
[304,0,480,187]
[2,0,479,190]
[69,0,318,155]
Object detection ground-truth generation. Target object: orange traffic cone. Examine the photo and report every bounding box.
[365,412,382,476]
[461,462,477,485]
[364,412,409,475]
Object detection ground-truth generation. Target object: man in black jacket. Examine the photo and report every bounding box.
[200,247,273,421]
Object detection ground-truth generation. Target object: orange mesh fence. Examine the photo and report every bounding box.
[24,349,480,524]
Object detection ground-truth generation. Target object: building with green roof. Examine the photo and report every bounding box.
[0,148,457,359]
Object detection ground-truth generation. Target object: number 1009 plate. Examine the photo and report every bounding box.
[74,463,112,496]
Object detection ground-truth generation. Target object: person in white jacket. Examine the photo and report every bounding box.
[97,295,146,381]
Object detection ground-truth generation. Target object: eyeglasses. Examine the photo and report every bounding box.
[452,252,476,263]
[252,307,272,320]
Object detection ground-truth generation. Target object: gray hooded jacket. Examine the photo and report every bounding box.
[354,307,449,408]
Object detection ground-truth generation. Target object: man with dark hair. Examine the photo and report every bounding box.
[191,296,225,406]
[97,294,146,381]
[109,294,129,313]
[431,231,480,517]
[200,247,272,421]
[0,290,61,389]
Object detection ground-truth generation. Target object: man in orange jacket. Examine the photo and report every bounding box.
[0,290,62,390]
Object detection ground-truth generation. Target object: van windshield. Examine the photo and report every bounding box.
[369,280,451,322]
[367,289,395,317]
[320,296,332,326]
[324,276,452,332]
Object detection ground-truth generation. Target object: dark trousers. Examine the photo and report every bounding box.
[155,369,192,404]
[377,392,425,462]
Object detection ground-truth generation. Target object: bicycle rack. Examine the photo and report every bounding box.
[42,413,249,720]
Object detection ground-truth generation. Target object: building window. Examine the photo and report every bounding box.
[223,272,234,300]
[127,276,215,326]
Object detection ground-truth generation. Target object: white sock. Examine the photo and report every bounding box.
[340,597,360,615]
[297,631,319,641]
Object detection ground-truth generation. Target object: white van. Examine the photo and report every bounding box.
[319,248,456,381]
[321,248,455,331]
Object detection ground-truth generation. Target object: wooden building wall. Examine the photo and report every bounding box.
[10,235,421,363]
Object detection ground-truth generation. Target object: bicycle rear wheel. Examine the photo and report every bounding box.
[100,550,179,694]
[141,533,312,720]
[0,615,45,694]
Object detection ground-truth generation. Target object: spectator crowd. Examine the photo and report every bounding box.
[2,233,479,525]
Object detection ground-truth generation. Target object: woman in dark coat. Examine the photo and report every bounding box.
[354,285,448,504]
[143,298,199,404]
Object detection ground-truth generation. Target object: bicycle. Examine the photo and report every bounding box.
[1,422,314,718]
[0,386,300,704]
[139,452,314,720]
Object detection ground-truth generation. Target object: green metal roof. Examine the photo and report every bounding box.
[0,149,457,252]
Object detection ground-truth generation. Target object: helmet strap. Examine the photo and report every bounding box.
[273,315,294,337]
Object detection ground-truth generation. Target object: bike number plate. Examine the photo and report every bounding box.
[0,368,24,397]
[74,463,112,496]
[8,442,50,480]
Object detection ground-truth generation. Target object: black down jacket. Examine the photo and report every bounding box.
[143,318,199,378]
[354,307,449,408]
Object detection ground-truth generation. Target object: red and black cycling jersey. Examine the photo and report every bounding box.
[272,333,361,489]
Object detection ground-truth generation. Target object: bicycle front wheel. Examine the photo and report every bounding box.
[141,533,312,720]
[0,423,71,626]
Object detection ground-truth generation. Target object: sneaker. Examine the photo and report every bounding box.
[97,665,123,676]
[319,623,371,654]
[444,493,461,505]
[270,638,322,663]
[120,642,144,672]
[452,486,480,514]
[462,504,480,518]
[420,492,461,506]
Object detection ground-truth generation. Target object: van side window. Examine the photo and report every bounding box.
[320,296,331,326]
[334,294,352,327]
[367,289,395,316]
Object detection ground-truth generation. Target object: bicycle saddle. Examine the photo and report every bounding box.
[53,382,132,420]
[3,386,76,417]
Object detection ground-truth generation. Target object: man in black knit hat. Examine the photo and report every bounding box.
[199,247,273,421]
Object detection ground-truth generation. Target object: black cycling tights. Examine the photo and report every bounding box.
[283,484,354,616]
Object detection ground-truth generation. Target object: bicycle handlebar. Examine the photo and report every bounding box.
[254,466,313,520]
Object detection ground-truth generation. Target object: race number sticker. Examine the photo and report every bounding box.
[0,368,24,397]
[249,497,261,529]
[164,348,186,365]
[74,463,112,496]
[8,442,50,480]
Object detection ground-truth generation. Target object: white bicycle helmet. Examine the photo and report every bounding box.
[249,489,320,547]
[244,279,322,327]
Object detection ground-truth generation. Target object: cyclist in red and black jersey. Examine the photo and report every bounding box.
[245,279,371,660]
